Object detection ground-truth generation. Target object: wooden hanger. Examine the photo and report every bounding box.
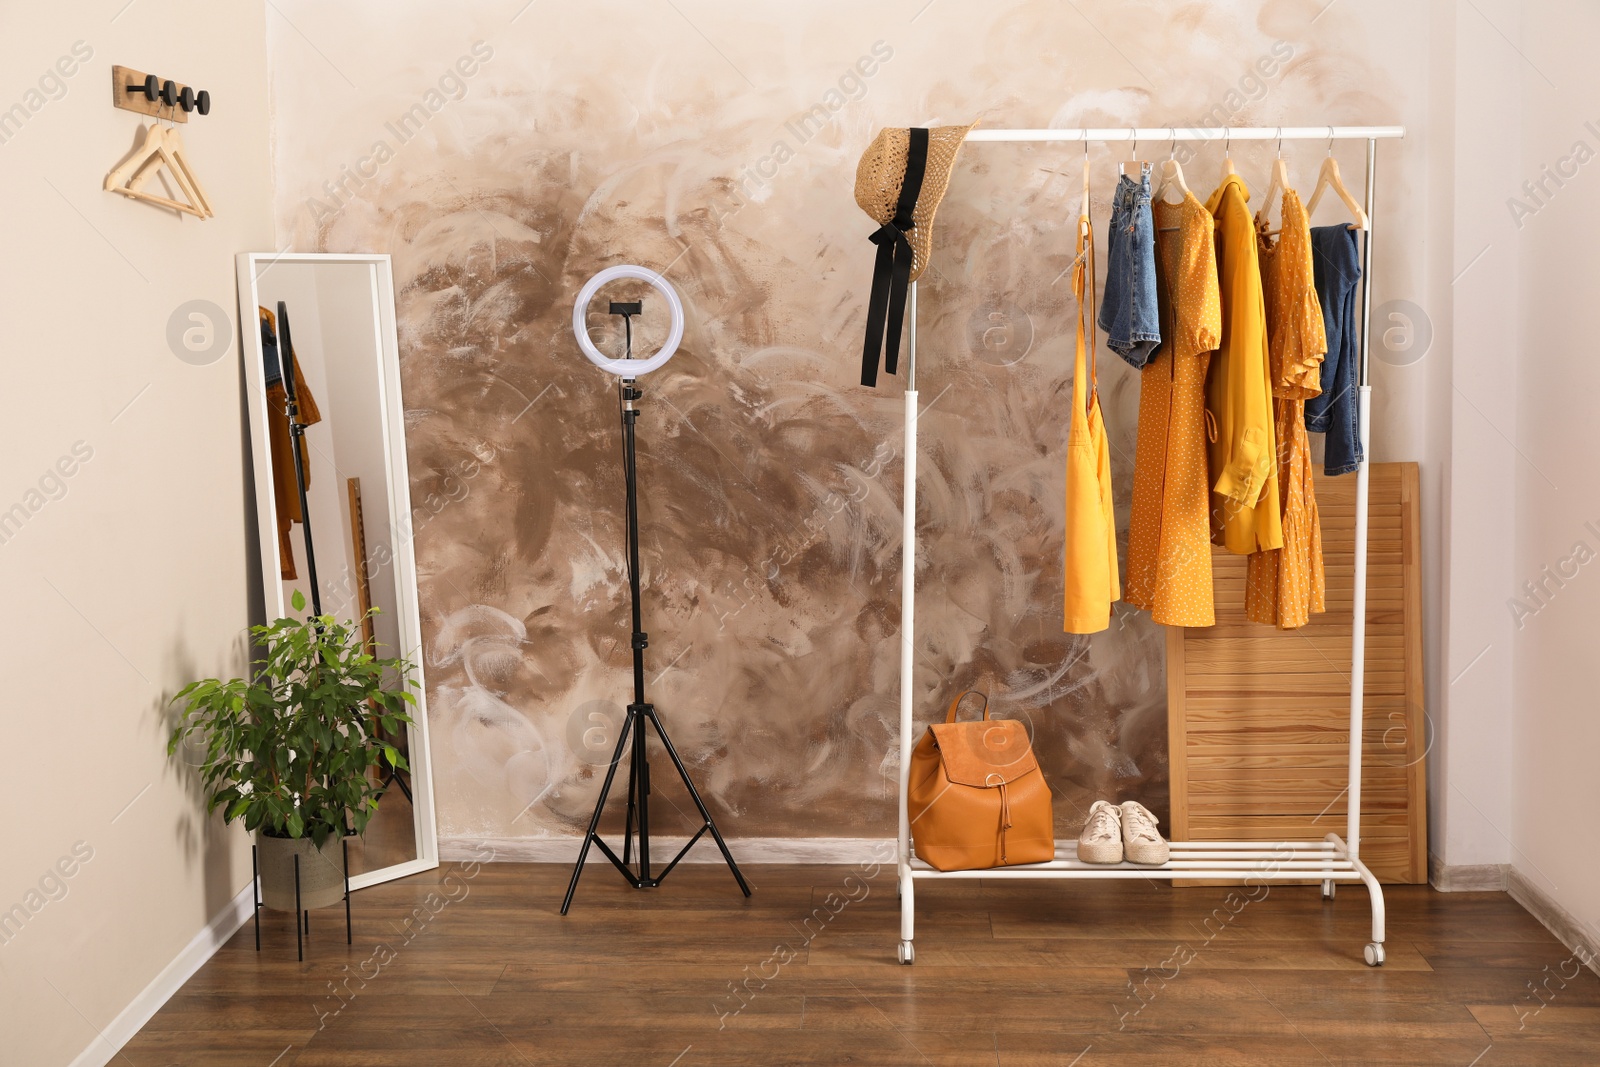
[1154,128,1190,209]
[1080,139,1098,409]
[104,121,212,219]
[1258,128,1291,234]
[156,124,213,216]
[1218,125,1236,182]
[1306,127,1369,230]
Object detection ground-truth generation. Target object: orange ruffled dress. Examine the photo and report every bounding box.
[1124,192,1222,627]
[1245,189,1328,629]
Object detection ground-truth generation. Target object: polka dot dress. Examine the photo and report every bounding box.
[1124,192,1223,628]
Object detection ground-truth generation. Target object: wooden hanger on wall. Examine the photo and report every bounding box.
[1306,126,1369,230]
[104,120,213,219]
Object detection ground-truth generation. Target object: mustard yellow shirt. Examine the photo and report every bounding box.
[1205,174,1282,555]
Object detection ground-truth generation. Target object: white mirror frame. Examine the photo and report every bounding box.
[234,252,439,891]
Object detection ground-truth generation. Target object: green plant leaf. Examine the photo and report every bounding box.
[291,588,306,612]
[165,605,419,849]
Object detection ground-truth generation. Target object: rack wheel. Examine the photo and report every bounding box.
[1321,880,1336,900]
[897,940,915,965]
[1364,942,1385,967]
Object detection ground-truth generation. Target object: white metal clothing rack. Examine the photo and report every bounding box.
[895,125,1406,967]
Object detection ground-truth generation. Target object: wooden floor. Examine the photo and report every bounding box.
[125,861,1600,1066]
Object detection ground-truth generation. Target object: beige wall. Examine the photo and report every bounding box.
[0,1,273,1063]
[1508,3,1600,949]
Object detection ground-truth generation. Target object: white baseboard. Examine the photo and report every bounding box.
[1428,853,1509,891]
[68,882,255,1067]
[1507,868,1600,979]
[441,835,897,866]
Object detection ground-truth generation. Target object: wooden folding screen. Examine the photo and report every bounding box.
[1168,462,1427,883]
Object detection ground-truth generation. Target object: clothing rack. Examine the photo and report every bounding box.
[894,125,1406,967]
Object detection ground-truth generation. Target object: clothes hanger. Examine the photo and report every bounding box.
[104,113,211,218]
[131,123,209,216]
[1080,138,1098,410]
[1258,127,1291,234]
[1306,126,1369,230]
[1154,128,1189,211]
[1118,134,1147,178]
[154,123,213,216]
[1219,125,1236,182]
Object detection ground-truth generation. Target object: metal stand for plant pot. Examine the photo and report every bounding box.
[252,838,352,961]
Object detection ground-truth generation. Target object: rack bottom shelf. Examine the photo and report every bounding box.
[908,840,1362,880]
[898,835,1388,967]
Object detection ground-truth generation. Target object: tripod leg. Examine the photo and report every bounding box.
[623,722,637,867]
[561,710,636,915]
[382,769,414,804]
[635,705,652,885]
[643,708,751,897]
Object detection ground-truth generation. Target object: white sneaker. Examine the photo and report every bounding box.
[1120,801,1170,864]
[1077,800,1124,864]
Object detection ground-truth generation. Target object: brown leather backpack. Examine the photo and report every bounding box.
[907,692,1054,871]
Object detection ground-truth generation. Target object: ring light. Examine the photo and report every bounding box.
[571,265,684,376]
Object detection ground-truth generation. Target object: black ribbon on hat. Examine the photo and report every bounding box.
[860,127,929,388]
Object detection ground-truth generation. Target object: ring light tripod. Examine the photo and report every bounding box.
[561,267,750,913]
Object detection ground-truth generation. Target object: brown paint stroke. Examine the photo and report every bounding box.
[281,0,1396,841]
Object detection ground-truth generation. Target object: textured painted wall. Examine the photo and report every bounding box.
[268,0,1402,843]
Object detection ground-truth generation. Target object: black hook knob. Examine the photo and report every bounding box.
[160,79,177,107]
[179,85,195,112]
[125,73,159,100]
[195,89,210,116]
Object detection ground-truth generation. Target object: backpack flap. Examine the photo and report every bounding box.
[927,719,1039,787]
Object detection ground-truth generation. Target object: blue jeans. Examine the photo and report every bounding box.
[1098,163,1161,369]
[1306,225,1363,475]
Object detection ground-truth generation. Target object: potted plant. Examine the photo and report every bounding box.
[169,591,417,911]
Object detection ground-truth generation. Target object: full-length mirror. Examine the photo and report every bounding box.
[235,252,438,889]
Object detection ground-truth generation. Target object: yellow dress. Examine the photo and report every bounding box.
[1246,189,1328,628]
[1063,208,1119,634]
[1124,192,1222,627]
[1205,174,1282,556]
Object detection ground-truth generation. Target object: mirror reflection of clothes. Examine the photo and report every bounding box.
[260,307,321,581]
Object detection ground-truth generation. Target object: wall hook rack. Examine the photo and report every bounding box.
[106,64,214,218]
[112,65,209,122]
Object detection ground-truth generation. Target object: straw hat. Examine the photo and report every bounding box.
[854,121,977,282]
[855,121,977,387]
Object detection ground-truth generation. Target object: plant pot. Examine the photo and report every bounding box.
[256,831,346,912]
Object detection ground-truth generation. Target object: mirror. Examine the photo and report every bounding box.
[234,252,438,889]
